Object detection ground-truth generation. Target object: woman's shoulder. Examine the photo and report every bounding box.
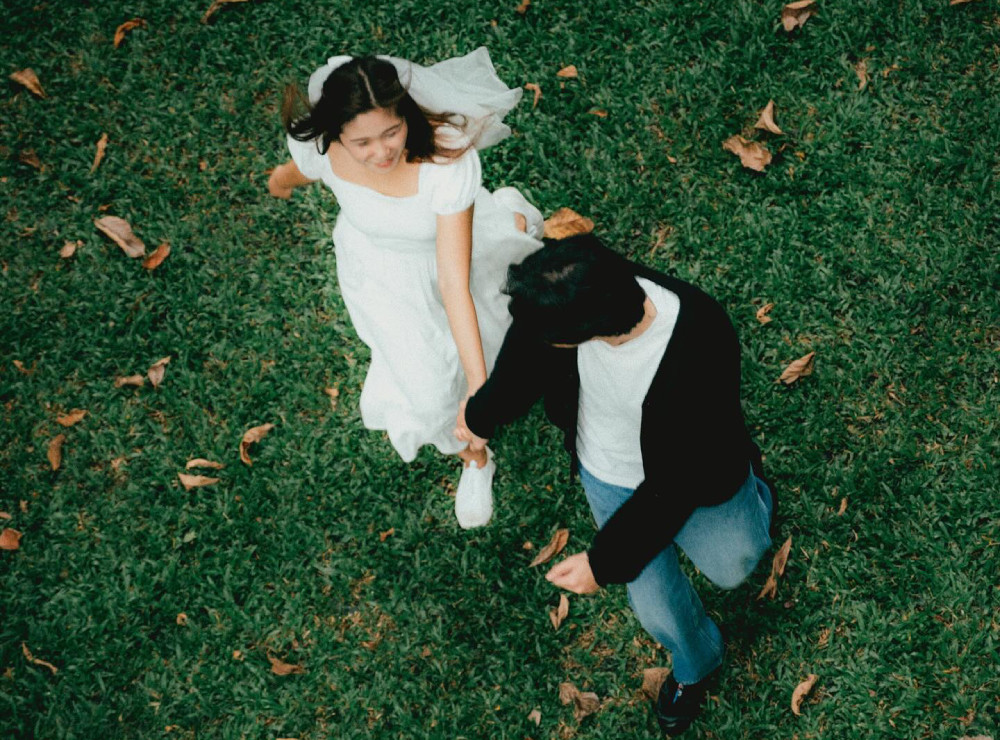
[423,128,482,215]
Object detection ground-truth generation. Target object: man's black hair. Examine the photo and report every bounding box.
[503,234,647,345]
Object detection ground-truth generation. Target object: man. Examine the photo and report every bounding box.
[454,234,775,736]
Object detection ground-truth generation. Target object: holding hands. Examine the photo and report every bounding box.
[454,397,489,452]
[546,552,600,594]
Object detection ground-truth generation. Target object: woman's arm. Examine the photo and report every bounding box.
[268,159,315,199]
[436,205,488,395]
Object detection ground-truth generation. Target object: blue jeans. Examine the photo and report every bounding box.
[579,462,773,684]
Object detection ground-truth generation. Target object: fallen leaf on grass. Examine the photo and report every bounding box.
[855,59,869,90]
[176,613,188,626]
[379,527,395,542]
[20,150,43,170]
[756,303,775,324]
[777,351,816,384]
[185,458,224,470]
[524,82,542,108]
[59,240,82,258]
[588,109,608,117]
[56,409,87,427]
[324,387,339,410]
[95,216,146,258]
[754,100,784,135]
[757,535,792,600]
[240,423,275,465]
[22,643,58,674]
[47,434,65,471]
[142,242,171,271]
[791,673,818,715]
[10,69,45,97]
[530,528,569,567]
[641,667,671,699]
[178,473,220,491]
[543,208,595,239]
[232,649,244,660]
[115,374,145,387]
[202,0,250,24]
[147,356,171,389]
[19,500,28,513]
[13,360,36,375]
[722,136,772,172]
[558,682,600,721]
[527,708,541,725]
[950,0,981,4]
[837,497,848,515]
[268,653,305,675]
[781,0,817,32]
[1,528,22,550]
[515,0,531,13]
[114,18,147,47]
[0,512,10,520]
[557,65,578,78]
[549,593,569,630]
[90,133,108,173]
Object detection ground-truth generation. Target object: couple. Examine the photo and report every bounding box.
[269,48,774,736]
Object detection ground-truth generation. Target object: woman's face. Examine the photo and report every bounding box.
[339,107,408,173]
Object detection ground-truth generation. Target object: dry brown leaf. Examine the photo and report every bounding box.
[22,643,57,674]
[1,528,22,550]
[240,423,275,465]
[268,653,305,675]
[95,216,146,258]
[778,351,816,384]
[47,434,65,471]
[324,387,339,410]
[530,528,570,567]
[202,0,250,23]
[756,303,775,325]
[855,59,869,90]
[115,374,145,387]
[557,65,578,78]
[754,100,784,135]
[56,409,87,427]
[176,613,188,626]
[515,0,531,13]
[90,133,109,173]
[791,673,818,715]
[379,527,395,542]
[114,18,147,48]
[837,497,848,515]
[10,69,45,98]
[185,458,224,470]
[641,667,671,700]
[147,356,171,389]
[558,683,600,721]
[549,593,570,630]
[13,360,35,375]
[781,0,817,32]
[543,208,595,240]
[757,535,793,599]
[949,0,981,4]
[232,649,244,660]
[142,242,171,271]
[0,512,10,520]
[20,150,42,170]
[559,682,578,704]
[722,135,772,172]
[19,500,28,513]
[178,473,220,491]
[527,708,541,725]
[817,627,830,648]
[59,240,82,258]
[524,82,542,108]
[588,109,608,117]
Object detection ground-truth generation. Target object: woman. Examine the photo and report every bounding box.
[268,48,543,528]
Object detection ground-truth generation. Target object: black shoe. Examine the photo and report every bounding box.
[654,672,711,736]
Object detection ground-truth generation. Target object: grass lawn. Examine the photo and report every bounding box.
[2,0,998,738]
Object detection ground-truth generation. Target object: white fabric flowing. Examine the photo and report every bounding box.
[289,49,541,462]
[306,47,523,149]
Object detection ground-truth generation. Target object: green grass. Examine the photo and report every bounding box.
[2,0,999,738]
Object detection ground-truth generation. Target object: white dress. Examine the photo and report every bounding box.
[287,50,542,462]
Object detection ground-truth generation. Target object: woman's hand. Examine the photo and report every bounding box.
[268,160,314,199]
[546,553,600,594]
[454,397,489,451]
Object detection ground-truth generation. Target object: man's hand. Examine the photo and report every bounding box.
[545,552,600,594]
[454,397,488,451]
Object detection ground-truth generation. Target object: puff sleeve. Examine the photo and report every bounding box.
[286,134,328,182]
[427,146,482,216]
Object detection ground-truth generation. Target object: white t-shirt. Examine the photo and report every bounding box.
[575,277,680,488]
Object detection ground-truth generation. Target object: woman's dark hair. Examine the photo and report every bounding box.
[282,56,468,162]
[504,234,647,345]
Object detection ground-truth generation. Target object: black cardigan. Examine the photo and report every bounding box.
[465,263,758,585]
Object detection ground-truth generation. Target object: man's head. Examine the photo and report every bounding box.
[504,234,646,346]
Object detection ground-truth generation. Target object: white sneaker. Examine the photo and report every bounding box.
[494,187,544,240]
[454,447,495,529]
